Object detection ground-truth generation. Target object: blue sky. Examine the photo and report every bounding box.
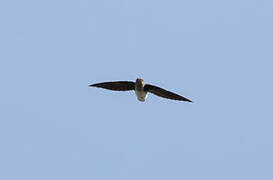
[0,0,273,179]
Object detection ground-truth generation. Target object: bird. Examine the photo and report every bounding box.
[89,78,192,102]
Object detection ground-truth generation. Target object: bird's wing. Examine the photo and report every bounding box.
[89,81,135,91]
[144,84,192,102]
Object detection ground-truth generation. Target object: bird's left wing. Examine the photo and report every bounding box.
[89,81,135,91]
[144,84,192,102]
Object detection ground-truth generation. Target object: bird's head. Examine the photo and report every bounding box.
[136,78,145,89]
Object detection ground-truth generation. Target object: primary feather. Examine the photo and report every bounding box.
[89,81,135,91]
[144,84,192,102]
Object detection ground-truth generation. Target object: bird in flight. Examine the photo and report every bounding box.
[89,78,192,102]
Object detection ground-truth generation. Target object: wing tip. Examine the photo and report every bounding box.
[181,97,193,103]
[184,98,193,103]
[89,83,97,87]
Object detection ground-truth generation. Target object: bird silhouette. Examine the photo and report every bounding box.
[89,78,192,102]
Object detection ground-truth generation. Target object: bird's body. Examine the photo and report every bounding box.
[135,90,147,102]
[134,78,147,102]
[89,78,192,102]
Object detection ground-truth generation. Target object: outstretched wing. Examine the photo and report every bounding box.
[89,81,135,91]
[144,84,192,102]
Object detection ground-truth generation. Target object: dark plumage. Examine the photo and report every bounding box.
[89,78,192,102]
[144,84,192,102]
[89,81,135,91]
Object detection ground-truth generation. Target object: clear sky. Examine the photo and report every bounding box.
[0,0,273,179]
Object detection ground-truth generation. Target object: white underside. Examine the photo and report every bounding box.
[135,90,147,102]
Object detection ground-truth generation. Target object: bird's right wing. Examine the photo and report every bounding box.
[144,84,192,102]
[89,81,135,91]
